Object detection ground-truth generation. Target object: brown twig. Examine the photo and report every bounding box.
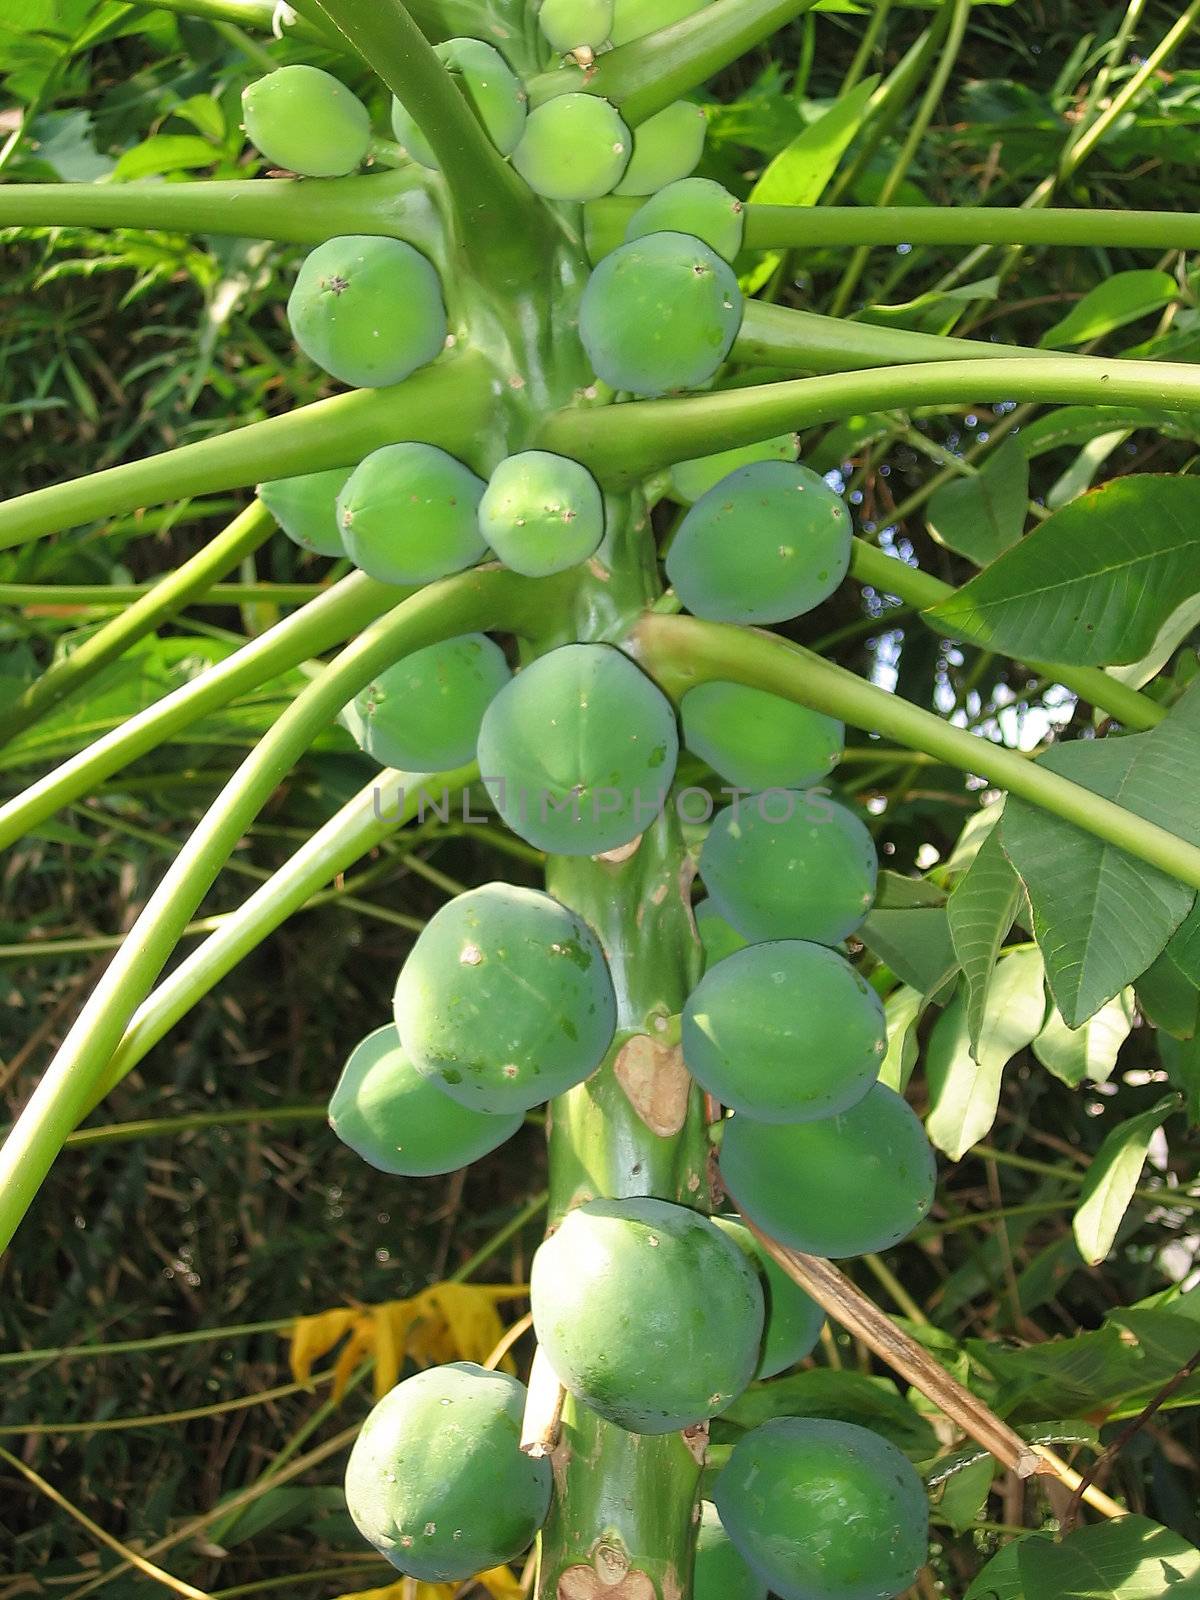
[520,1345,566,1459]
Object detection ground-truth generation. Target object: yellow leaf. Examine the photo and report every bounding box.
[426,1283,510,1371]
[476,1566,524,1599]
[289,1307,355,1386]
[332,1581,456,1600]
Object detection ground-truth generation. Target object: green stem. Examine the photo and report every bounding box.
[62,1104,328,1146]
[733,300,1038,371]
[0,581,328,607]
[838,0,893,94]
[131,0,335,39]
[0,502,274,747]
[0,1318,294,1368]
[0,351,495,549]
[632,612,1200,891]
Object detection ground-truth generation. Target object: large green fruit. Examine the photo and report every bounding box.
[340,633,510,771]
[512,94,631,201]
[695,1502,768,1600]
[719,1084,937,1258]
[242,65,370,177]
[258,466,351,556]
[329,1024,523,1176]
[478,451,605,576]
[391,39,525,167]
[669,432,797,504]
[477,642,679,856]
[613,100,707,196]
[580,232,742,396]
[287,236,447,390]
[345,1362,552,1581]
[683,941,884,1123]
[681,681,843,791]
[337,443,487,585]
[609,0,708,46]
[665,461,851,624]
[530,1197,763,1433]
[626,177,745,264]
[714,1417,928,1600]
[539,0,613,52]
[694,898,748,969]
[393,882,617,1113]
[711,1217,824,1379]
[699,790,876,945]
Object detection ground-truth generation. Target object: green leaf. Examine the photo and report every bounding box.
[858,276,999,339]
[1000,684,1200,1026]
[964,1540,1027,1600]
[1039,271,1178,350]
[1135,949,1200,1040]
[1017,1516,1200,1599]
[927,437,1029,565]
[1165,900,1200,987]
[928,476,1200,668]
[859,905,958,996]
[1158,1033,1200,1125]
[879,983,923,1093]
[948,821,1022,1057]
[925,948,1046,1160]
[718,1368,938,1457]
[1106,592,1200,690]
[112,133,222,181]
[936,1452,995,1534]
[1073,1094,1178,1265]
[1018,406,1198,459]
[1033,993,1134,1087]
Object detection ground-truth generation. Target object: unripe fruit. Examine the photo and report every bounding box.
[695,1502,768,1600]
[242,65,370,177]
[711,1217,824,1379]
[341,633,511,771]
[391,39,526,167]
[666,460,850,624]
[609,0,708,47]
[287,236,447,389]
[345,1363,552,1581]
[393,882,617,1113]
[681,681,844,791]
[699,791,877,946]
[694,898,748,969]
[477,642,679,856]
[258,466,351,555]
[531,1197,763,1432]
[626,177,745,264]
[669,431,797,504]
[329,1024,523,1176]
[512,93,631,201]
[337,443,487,585]
[714,1417,928,1600]
[478,450,604,576]
[683,941,885,1123]
[580,232,742,396]
[720,1084,937,1258]
[539,0,614,52]
[613,100,707,196]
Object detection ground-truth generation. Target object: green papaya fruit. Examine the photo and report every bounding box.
[242,65,370,177]
[258,466,352,556]
[580,231,742,396]
[287,236,447,390]
[512,94,631,201]
[626,178,745,265]
[719,1084,937,1258]
[669,431,797,504]
[477,642,679,856]
[329,1024,523,1175]
[478,450,605,576]
[393,882,617,1113]
[681,681,843,791]
[694,897,748,969]
[530,1196,763,1433]
[337,443,487,586]
[344,1362,552,1582]
[538,0,614,52]
[683,941,884,1122]
[391,39,526,168]
[713,1417,928,1600]
[612,100,707,196]
[608,0,708,47]
[666,460,851,624]
[694,1501,768,1600]
[340,633,511,771]
[711,1216,824,1379]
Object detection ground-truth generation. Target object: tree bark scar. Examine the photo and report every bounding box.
[613,1036,690,1136]
[557,1564,656,1598]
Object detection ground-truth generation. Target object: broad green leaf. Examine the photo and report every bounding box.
[942,797,1006,878]
[925,948,1046,1160]
[1033,993,1134,1087]
[1018,1516,1200,1600]
[964,1540,1026,1600]
[1158,1033,1200,1125]
[874,869,946,909]
[936,1453,994,1534]
[859,905,958,997]
[1073,1094,1178,1265]
[928,476,1200,668]
[947,821,1022,1057]
[1000,684,1200,1025]
[858,276,999,338]
[879,983,923,1093]
[112,133,223,181]
[1039,271,1177,350]
[1046,428,1131,512]
[1135,949,1199,1039]
[1018,406,1197,459]
[927,437,1029,564]
[1166,899,1200,986]
[1107,592,1200,689]
[718,1368,937,1457]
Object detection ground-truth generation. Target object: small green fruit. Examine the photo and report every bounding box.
[341,633,511,771]
[694,898,748,970]
[681,681,843,792]
[699,791,877,945]
[391,39,526,167]
[711,1217,824,1380]
[626,177,745,264]
[478,451,604,576]
[719,1084,938,1258]
[242,65,370,177]
[695,1502,768,1600]
[613,100,706,196]
[609,0,708,47]
[393,882,617,1113]
[258,466,352,555]
[512,93,631,201]
[669,431,797,503]
[531,1197,763,1433]
[345,1362,552,1581]
[287,236,447,389]
[666,460,850,624]
[337,443,487,585]
[539,0,614,52]
[580,232,742,396]
[714,1417,928,1600]
[329,1024,523,1176]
